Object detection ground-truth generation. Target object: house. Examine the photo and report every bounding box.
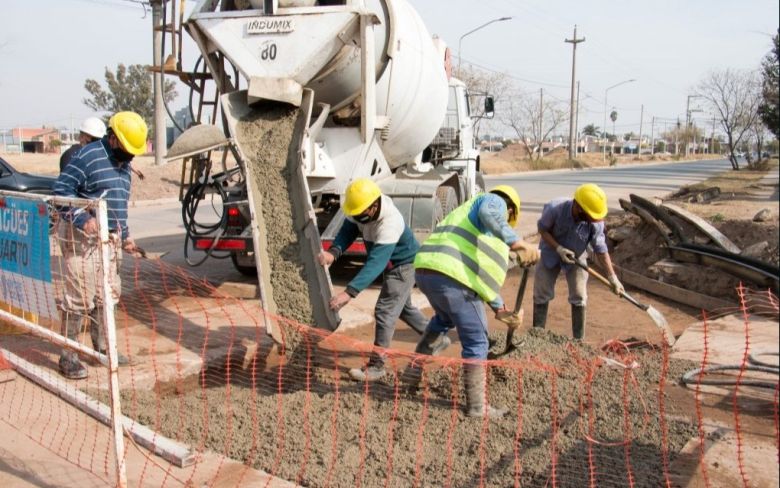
[9,127,61,153]
[576,135,600,154]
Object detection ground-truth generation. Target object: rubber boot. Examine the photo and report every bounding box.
[402,331,451,393]
[90,306,129,366]
[414,330,452,356]
[464,363,506,419]
[532,303,548,329]
[58,311,88,380]
[572,305,586,340]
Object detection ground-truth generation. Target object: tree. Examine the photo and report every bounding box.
[662,124,704,155]
[500,87,568,161]
[758,31,779,139]
[83,63,178,136]
[696,69,761,170]
[749,119,767,166]
[457,65,511,139]
[581,124,599,136]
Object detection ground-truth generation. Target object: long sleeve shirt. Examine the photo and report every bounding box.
[537,198,608,270]
[53,138,133,240]
[330,195,419,296]
[467,193,520,310]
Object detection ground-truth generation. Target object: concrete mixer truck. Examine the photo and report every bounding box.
[167,0,494,335]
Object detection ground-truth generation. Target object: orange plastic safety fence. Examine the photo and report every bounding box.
[2,252,779,487]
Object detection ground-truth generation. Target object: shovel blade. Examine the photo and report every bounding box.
[647,306,675,346]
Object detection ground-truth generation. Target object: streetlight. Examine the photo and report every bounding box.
[602,78,636,163]
[457,17,512,78]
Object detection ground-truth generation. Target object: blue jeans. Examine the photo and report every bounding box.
[415,271,489,360]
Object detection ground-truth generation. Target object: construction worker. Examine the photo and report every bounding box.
[532,183,624,340]
[53,111,148,379]
[59,117,106,172]
[318,178,428,382]
[412,185,539,419]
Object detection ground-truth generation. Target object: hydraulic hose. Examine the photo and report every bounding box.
[181,165,238,266]
[681,351,779,390]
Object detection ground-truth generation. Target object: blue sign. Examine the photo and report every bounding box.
[0,195,56,319]
[0,197,51,281]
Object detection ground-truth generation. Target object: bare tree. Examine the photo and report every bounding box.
[500,88,568,160]
[457,65,511,138]
[696,69,761,170]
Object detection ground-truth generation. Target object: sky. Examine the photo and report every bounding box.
[0,0,777,138]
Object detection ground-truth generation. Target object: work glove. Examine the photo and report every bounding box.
[513,244,540,267]
[608,274,625,296]
[555,245,576,264]
[496,308,524,328]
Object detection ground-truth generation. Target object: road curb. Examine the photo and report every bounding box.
[130,197,180,207]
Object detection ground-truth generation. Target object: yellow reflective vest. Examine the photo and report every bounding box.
[414,196,509,302]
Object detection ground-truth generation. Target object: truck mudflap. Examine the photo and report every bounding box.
[222,89,341,341]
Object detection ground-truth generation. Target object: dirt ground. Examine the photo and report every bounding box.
[479,145,722,175]
[608,160,779,301]
[109,157,778,485]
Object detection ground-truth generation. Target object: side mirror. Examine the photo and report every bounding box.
[484,96,495,119]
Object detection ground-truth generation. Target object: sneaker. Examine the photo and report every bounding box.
[349,365,386,382]
[58,355,88,380]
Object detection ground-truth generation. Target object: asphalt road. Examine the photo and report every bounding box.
[485,157,733,237]
[130,157,734,283]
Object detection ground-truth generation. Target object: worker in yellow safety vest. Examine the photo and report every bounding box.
[412,185,539,419]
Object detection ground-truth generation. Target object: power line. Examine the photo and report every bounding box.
[457,56,570,89]
[68,0,150,14]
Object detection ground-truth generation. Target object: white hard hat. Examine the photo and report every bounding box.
[80,117,107,139]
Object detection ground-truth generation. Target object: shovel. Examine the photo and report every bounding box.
[574,261,676,346]
[488,265,531,359]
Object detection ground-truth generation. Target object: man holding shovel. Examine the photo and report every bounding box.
[532,183,624,340]
[412,185,539,419]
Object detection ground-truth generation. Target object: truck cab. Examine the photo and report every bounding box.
[423,77,492,199]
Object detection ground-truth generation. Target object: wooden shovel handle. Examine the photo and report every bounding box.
[574,261,647,310]
[574,260,612,287]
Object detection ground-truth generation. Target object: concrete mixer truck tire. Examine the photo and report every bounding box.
[436,186,458,219]
[231,253,258,276]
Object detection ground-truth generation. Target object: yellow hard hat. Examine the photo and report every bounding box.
[490,185,521,227]
[109,111,148,156]
[574,183,608,220]
[343,178,382,216]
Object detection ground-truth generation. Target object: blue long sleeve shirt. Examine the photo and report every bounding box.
[469,193,520,309]
[53,138,133,240]
[331,195,419,296]
[537,198,608,270]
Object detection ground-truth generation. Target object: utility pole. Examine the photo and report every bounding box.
[650,116,655,156]
[685,95,692,156]
[565,25,585,162]
[710,118,717,154]
[538,88,544,157]
[152,0,167,166]
[575,81,581,157]
[637,104,644,157]
[675,118,680,155]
